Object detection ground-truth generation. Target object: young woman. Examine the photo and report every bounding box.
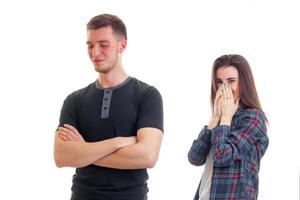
[188,54,269,200]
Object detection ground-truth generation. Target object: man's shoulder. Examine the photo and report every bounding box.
[130,77,160,95]
[65,82,95,101]
[128,77,163,108]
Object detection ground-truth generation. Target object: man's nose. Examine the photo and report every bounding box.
[92,46,101,57]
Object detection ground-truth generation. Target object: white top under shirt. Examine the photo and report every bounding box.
[198,149,213,200]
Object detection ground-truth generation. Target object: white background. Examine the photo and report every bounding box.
[0,0,299,199]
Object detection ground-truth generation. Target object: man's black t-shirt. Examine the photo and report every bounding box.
[58,77,163,200]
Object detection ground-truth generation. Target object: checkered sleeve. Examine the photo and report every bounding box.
[188,126,212,166]
[211,109,269,167]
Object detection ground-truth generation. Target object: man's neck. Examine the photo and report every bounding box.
[97,67,129,88]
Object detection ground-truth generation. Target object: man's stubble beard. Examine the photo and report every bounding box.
[94,50,119,74]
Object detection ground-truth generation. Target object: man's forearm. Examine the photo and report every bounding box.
[54,135,124,168]
[93,129,163,169]
[93,143,155,169]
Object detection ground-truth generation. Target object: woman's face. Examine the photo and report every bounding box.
[216,66,240,101]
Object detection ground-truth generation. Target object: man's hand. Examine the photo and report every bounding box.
[54,124,137,168]
[57,124,85,142]
[92,127,163,169]
[57,124,137,147]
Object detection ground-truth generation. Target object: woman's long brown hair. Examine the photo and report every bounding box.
[211,54,267,122]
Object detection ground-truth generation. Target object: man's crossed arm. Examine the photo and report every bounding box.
[54,124,163,169]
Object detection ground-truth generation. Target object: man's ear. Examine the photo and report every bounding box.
[118,37,127,53]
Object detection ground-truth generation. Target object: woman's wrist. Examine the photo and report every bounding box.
[220,116,232,126]
[207,117,219,130]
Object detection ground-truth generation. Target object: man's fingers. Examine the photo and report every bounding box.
[64,124,81,136]
[58,127,78,141]
[59,135,68,141]
[59,127,75,135]
[57,131,72,141]
[60,125,85,142]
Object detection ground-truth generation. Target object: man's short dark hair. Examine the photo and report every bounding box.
[87,14,127,40]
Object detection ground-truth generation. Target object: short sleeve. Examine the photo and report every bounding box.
[58,92,79,130]
[136,86,164,132]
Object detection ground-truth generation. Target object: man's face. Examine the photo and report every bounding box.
[86,26,126,73]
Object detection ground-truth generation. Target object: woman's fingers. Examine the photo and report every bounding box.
[223,81,233,100]
[217,97,222,116]
[216,85,224,102]
[225,81,230,99]
[227,83,234,99]
[215,86,224,111]
[214,87,221,110]
[216,86,223,98]
[235,98,240,110]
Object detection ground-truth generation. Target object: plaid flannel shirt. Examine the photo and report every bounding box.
[188,107,269,200]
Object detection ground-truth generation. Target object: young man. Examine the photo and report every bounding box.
[54,14,164,200]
